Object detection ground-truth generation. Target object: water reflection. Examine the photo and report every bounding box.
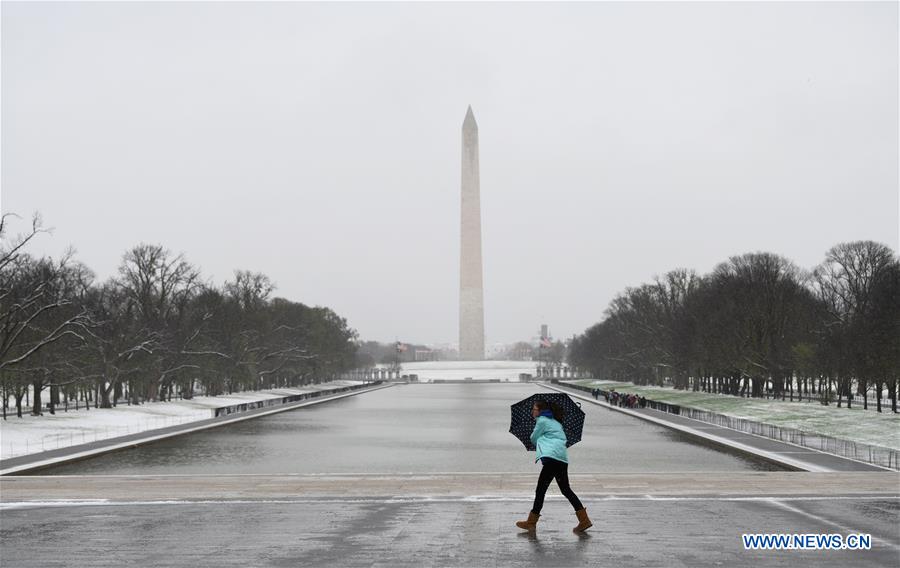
[37,384,784,475]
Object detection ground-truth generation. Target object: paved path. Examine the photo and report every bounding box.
[1,473,898,568]
[2,471,898,500]
[0,383,395,476]
[546,383,892,472]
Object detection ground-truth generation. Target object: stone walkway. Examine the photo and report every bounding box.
[1,478,897,568]
[2,471,898,500]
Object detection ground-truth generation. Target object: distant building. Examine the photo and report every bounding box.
[414,348,438,362]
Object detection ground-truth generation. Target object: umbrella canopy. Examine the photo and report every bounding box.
[510,392,585,451]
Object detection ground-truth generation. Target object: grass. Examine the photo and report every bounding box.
[568,379,900,451]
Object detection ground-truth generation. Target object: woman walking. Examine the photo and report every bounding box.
[516,399,593,533]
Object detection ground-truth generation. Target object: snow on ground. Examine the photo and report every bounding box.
[570,380,900,451]
[388,361,540,382]
[0,380,364,459]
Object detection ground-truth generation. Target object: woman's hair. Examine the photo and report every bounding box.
[534,399,566,421]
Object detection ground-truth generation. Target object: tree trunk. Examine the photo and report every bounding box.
[49,384,58,415]
[891,378,897,413]
[836,375,843,408]
[15,391,25,418]
[31,380,43,416]
[99,381,112,409]
[751,376,763,398]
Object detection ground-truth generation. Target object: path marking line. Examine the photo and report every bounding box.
[766,498,900,549]
[4,470,837,478]
[3,495,898,511]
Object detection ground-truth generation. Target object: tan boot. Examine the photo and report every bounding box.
[573,508,592,533]
[515,511,540,531]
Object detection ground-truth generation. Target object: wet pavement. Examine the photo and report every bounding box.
[2,471,897,501]
[1,493,897,567]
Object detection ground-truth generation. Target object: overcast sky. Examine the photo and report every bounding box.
[2,1,898,347]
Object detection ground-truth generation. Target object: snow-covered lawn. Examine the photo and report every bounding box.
[0,380,364,459]
[569,380,900,451]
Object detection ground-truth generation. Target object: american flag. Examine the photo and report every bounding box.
[540,336,552,348]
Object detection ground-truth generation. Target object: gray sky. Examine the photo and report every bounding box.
[2,1,898,346]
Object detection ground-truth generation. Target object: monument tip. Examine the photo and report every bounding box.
[463,105,477,128]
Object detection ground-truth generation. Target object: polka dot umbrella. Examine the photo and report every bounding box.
[509,392,585,451]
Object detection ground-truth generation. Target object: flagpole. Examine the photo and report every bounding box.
[395,340,404,377]
[539,338,545,378]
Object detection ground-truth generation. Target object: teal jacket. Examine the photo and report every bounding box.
[530,415,569,464]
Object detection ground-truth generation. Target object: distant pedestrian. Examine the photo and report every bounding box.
[515,399,593,534]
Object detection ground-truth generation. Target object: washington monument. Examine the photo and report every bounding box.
[459,106,485,360]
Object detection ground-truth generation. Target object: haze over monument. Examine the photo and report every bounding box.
[2,2,896,346]
[459,106,485,361]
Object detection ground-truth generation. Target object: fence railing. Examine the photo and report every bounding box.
[558,381,900,471]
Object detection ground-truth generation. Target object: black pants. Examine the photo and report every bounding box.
[531,457,584,515]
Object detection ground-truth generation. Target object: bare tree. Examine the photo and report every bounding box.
[0,230,95,416]
[115,244,202,402]
[812,241,896,409]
